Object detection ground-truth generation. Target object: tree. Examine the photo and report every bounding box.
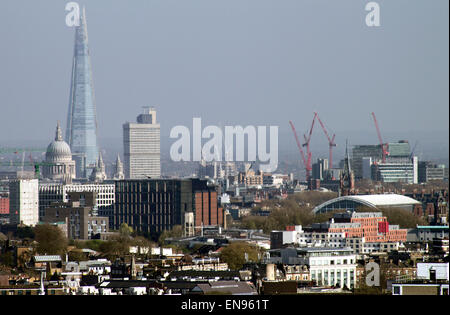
[34,224,68,256]
[355,206,427,228]
[158,225,183,245]
[220,242,261,270]
[67,249,88,262]
[16,226,35,239]
[0,252,15,268]
[98,237,130,260]
[119,223,133,237]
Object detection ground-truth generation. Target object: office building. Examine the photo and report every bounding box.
[418,162,448,183]
[9,179,39,226]
[312,158,329,180]
[351,141,411,180]
[372,156,418,184]
[352,145,383,180]
[65,7,99,175]
[123,107,161,179]
[114,178,223,237]
[38,183,115,224]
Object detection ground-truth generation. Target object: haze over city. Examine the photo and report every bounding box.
[0,0,448,169]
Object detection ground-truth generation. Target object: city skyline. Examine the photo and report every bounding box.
[0,1,448,147]
[0,1,448,299]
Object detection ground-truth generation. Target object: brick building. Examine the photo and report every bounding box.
[328,212,407,243]
[0,195,9,215]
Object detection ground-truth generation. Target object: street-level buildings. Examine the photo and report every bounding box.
[266,247,357,289]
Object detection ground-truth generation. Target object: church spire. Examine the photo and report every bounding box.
[114,154,124,180]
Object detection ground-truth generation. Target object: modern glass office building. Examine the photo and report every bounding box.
[65,7,99,175]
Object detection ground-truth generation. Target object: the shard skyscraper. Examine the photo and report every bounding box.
[65,7,99,177]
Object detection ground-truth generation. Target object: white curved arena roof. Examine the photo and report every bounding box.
[313,194,421,214]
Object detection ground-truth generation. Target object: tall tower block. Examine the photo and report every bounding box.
[65,7,99,176]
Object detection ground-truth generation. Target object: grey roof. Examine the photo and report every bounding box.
[193,281,257,295]
[33,255,62,262]
[96,280,159,289]
[168,270,240,279]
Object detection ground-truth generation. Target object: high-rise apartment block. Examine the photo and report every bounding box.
[123,107,161,179]
[9,179,39,226]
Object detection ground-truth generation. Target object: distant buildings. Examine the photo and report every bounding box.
[9,179,39,226]
[352,144,383,180]
[312,158,329,181]
[89,152,107,183]
[123,107,161,179]
[418,161,448,183]
[352,141,418,183]
[113,155,125,180]
[372,157,418,184]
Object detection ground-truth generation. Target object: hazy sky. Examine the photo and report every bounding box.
[0,0,448,154]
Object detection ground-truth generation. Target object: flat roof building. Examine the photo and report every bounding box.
[123,107,161,179]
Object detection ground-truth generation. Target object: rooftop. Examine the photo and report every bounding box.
[33,255,62,263]
[416,226,449,230]
[313,194,421,214]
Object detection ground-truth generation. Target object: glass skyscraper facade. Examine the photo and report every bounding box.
[65,7,99,175]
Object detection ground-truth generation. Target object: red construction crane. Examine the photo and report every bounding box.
[371,112,389,163]
[302,113,317,180]
[315,112,336,169]
[289,121,310,180]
